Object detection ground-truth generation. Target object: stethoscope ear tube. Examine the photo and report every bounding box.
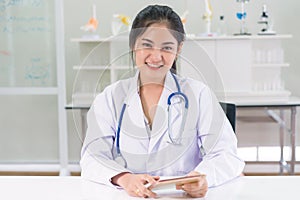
[167,92,189,109]
[167,90,189,145]
[167,105,188,145]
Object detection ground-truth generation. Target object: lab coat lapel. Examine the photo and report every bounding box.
[148,72,181,153]
[123,72,149,151]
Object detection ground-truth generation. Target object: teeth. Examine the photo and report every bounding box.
[147,63,163,68]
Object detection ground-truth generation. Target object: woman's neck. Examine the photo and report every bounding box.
[139,74,166,88]
[139,75,165,130]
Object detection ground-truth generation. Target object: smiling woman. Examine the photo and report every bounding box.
[80,4,244,199]
[129,5,185,75]
[134,24,180,84]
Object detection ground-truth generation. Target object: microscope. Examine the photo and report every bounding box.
[258,4,276,35]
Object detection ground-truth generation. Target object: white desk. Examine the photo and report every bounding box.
[0,176,299,200]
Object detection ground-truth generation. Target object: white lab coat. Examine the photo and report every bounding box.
[80,70,245,187]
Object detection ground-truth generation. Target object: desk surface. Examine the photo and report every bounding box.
[0,176,299,200]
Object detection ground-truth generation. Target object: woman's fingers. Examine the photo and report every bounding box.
[142,174,159,185]
[188,190,207,198]
[140,174,159,198]
[123,174,159,198]
[182,179,205,190]
[177,171,208,198]
[176,182,207,198]
[135,184,157,198]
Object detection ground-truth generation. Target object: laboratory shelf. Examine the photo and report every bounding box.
[185,34,292,41]
[70,36,128,43]
[250,34,292,40]
[71,35,292,43]
[72,35,293,43]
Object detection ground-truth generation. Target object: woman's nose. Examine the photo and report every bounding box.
[149,48,162,62]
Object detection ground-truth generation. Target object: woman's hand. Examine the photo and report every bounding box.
[176,171,208,198]
[112,172,159,198]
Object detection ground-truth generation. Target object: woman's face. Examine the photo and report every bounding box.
[133,23,182,81]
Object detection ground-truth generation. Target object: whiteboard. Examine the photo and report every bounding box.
[0,0,56,87]
[0,0,70,166]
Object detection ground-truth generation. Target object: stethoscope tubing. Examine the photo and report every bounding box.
[114,72,188,164]
[116,103,127,155]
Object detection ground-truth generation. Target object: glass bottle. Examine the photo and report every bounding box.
[217,15,227,36]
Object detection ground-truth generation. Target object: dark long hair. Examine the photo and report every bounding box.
[129,5,185,74]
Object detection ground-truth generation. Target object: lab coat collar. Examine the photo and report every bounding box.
[124,71,140,105]
[164,71,181,94]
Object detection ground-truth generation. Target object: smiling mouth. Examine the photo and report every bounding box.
[146,63,164,69]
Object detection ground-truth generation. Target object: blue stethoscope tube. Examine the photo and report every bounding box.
[167,91,188,144]
[114,73,188,166]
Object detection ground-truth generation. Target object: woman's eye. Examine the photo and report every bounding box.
[142,43,152,48]
[162,46,173,52]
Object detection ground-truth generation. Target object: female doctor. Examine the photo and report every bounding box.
[80,5,244,198]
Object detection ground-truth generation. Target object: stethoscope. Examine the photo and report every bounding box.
[114,73,189,167]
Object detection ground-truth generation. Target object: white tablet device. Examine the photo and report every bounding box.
[146,174,205,191]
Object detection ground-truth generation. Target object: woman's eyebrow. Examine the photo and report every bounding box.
[141,38,153,43]
[162,42,176,45]
[141,38,175,45]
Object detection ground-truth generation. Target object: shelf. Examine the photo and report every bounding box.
[72,35,292,43]
[0,87,58,95]
[70,35,128,43]
[186,34,292,41]
[250,34,292,40]
[73,65,130,70]
[252,63,290,68]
